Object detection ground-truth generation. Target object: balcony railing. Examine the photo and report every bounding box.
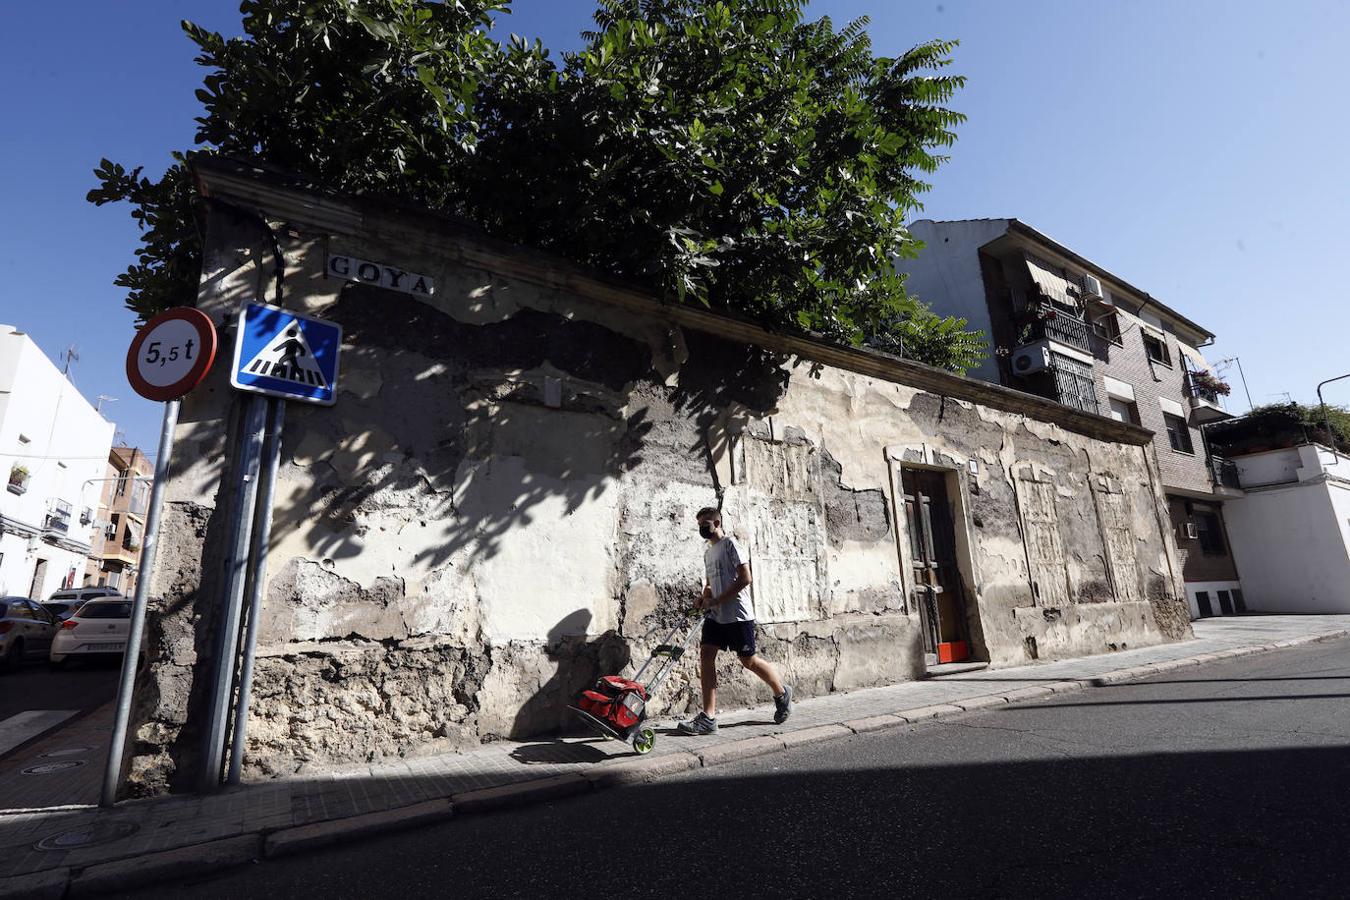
[1023,314,1092,354]
[1186,375,1222,406]
[1210,455,1241,489]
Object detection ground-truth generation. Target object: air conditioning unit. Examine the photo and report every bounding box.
[1177,522,1198,540]
[1011,342,1052,377]
[1080,273,1105,303]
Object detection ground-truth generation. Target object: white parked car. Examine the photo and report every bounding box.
[49,598,134,667]
[1,597,60,671]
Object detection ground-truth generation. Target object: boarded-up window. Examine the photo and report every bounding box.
[1091,475,1140,603]
[1014,466,1069,606]
[734,435,825,623]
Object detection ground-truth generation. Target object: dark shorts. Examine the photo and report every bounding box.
[701,619,757,658]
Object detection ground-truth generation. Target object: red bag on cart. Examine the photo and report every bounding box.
[578,676,648,730]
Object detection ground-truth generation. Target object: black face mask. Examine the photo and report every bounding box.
[698,523,714,540]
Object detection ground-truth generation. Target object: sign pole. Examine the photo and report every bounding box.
[103,307,217,806]
[226,397,285,785]
[200,395,267,792]
[99,399,179,807]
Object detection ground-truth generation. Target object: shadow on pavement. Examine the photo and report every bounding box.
[155,744,1350,899]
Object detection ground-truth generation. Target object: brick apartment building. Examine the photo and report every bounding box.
[86,446,153,595]
[896,219,1244,618]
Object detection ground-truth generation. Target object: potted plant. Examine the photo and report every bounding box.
[7,465,29,494]
[1191,370,1232,396]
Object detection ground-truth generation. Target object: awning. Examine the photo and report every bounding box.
[1176,342,1210,373]
[1024,253,1078,309]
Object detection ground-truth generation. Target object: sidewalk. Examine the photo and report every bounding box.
[3,615,1349,898]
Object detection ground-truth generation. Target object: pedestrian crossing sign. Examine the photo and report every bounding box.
[230,302,342,405]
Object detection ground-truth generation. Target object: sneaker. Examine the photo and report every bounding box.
[773,685,794,725]
[676,711,718,736]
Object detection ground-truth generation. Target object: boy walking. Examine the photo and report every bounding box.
[678,506,792,735]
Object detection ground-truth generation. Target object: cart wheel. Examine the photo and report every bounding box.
[632,727,656,755]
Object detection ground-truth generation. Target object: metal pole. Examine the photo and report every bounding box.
[1233,357,1255,413]
[1317,373,1350,465]
[226,398,285,785]
[200,395,268,792]
[100,399,179,807]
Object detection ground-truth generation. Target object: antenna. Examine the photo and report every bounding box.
[62,344,80,375]
[97,395,118,414]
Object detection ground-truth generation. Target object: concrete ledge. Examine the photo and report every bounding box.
[896,704,963,722]
[1002,686,1057,704]
[69,835,261,897]
[696,736,785,767]
[842,714,906,734]
[0,867,69,900]
[452,773,591,814]
[952,694,1008,712]
[777,724,854,749]
[584,752,700,788]
[265,798,454,858]
[1045,681,1086,694]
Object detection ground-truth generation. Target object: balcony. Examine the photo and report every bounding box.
[44,500,72,534]
[1186,373,1232,423]
[1021,313,1093,355]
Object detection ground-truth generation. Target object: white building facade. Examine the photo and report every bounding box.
[0,325,115,599]
[1223,444,1350,613]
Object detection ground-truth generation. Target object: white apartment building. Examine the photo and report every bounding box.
[0,325,115,599]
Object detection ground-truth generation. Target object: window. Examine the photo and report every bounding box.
[107,571,121,590]
[1232,589,1247,613]
[8,602,33,621]
[1142,331,1171,366]
[1108,397,1141,426]
[1217,590,1234,615]
[107,513,120,542]
[1193,512,1225,556]
[1163,413,1194,454]
[1093,312,1122,344]
[115,469,129,497]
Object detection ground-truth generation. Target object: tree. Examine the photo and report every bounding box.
[90,0,984,372]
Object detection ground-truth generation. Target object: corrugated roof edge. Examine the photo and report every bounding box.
[190,156,1156,447]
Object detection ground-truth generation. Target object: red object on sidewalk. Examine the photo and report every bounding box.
[937,641,969,664]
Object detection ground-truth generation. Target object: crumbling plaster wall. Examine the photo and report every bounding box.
[128,198,1188,794]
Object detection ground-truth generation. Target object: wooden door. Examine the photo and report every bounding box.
[901,469,969,660]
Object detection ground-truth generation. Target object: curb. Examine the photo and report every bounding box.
[265,798,455,858]
[68,835,261,898]
[24,626,1350,897]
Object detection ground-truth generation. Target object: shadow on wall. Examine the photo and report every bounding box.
[668,329,793,495]
[511,609,630,740]
[266,284,656,572]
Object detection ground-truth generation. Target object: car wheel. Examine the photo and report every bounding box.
[3,639,23,672]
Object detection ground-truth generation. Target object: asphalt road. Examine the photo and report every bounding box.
[134,637,1350,899]
[0,658,119,723]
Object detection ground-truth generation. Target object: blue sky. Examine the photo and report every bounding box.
[2,1,1347,451]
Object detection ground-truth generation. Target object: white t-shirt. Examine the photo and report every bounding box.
[703,537,755,624]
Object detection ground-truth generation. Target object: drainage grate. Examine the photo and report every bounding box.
[39,747,95,759]
[21,760,87,775]
[36,821,139,852]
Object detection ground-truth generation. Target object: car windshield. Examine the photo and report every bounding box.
[50,592,78,601]
[78,601,133,619]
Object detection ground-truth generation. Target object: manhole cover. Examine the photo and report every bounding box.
[39,747,94,759]
[21,760,87,775]
[36,821,139,852]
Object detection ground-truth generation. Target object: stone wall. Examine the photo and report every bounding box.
[124,163,1190,794]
